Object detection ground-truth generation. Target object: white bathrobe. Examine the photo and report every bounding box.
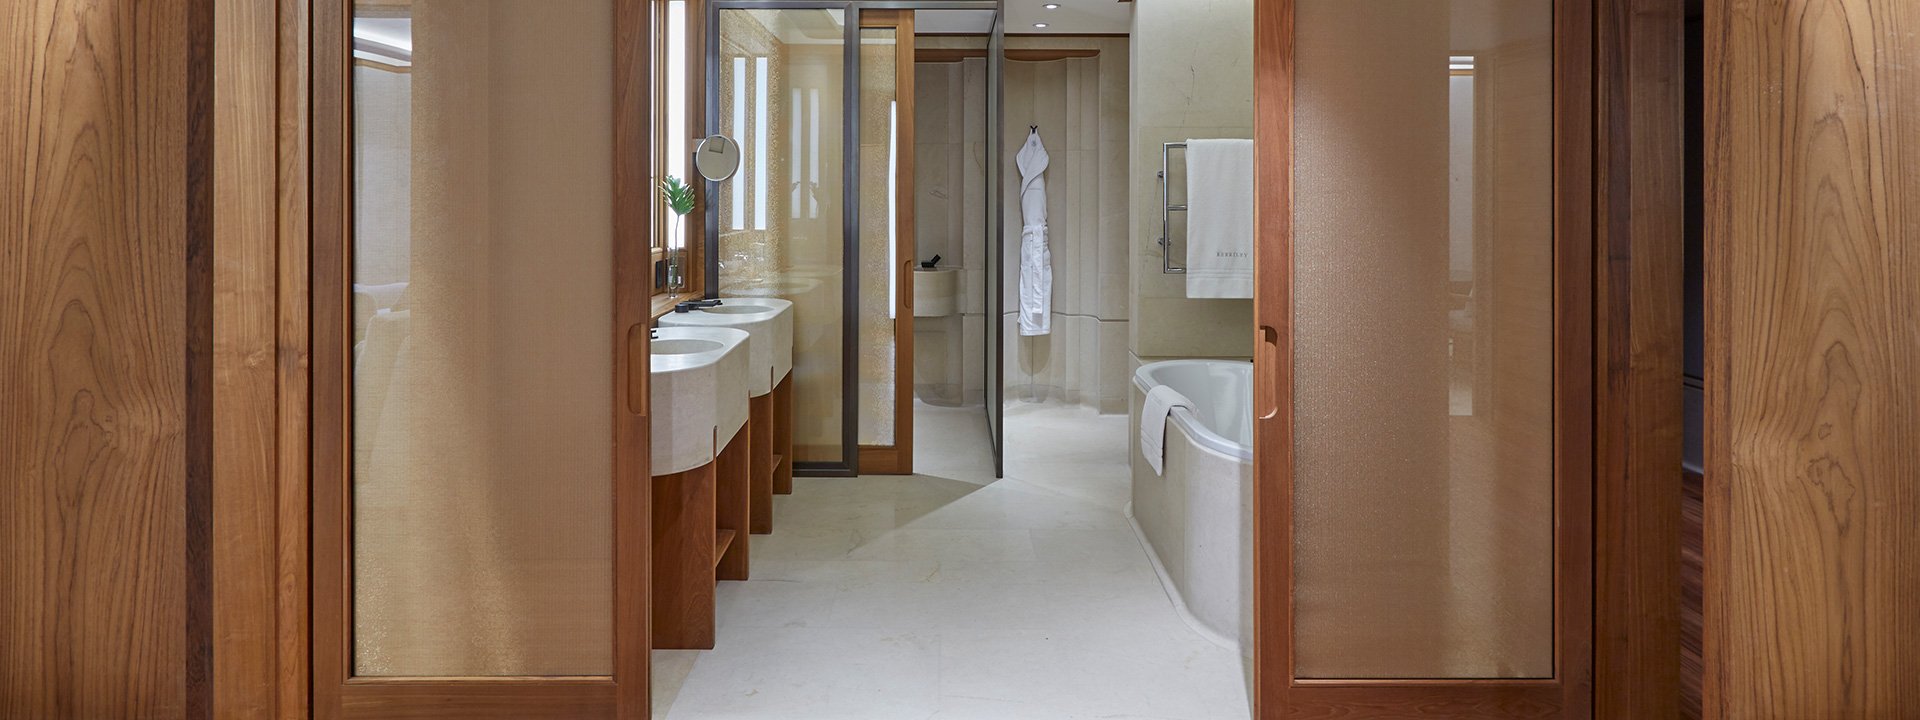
[1016,130,1051,336]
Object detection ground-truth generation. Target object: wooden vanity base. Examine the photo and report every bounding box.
[749,393,775,534]
[773,373,794,494]
[715,428,751,581]
[651,425,753,650]
[651,461,716,650]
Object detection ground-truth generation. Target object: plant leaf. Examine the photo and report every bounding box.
[659,175,696,216]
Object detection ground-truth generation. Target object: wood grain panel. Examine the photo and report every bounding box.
[652,462,717,650]
[214,0,286,714]
[276,0,314,717]
[715,430,751,581]
[0,0,210,716]
[339,680,616,720]
[774,373,794,494]
[310,0,350,713]
[613,0,655,714]
[1681,470,1703,719]
[1593,0,1686,715]
[1704,0,1920,716]
[749,392,774,534]
[1250,1,1293,714]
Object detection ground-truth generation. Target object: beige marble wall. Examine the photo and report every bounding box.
[911,56,986,406]
[1128,0,1256,366]
[914,35,1133,414]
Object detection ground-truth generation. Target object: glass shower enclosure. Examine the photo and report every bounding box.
[704,1,1006,476]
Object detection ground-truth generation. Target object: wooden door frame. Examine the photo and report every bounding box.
[1591,0,1686,715]
[1249,0,1688,715]
[209,0,316,716]
[305,0,654,717]
[855,8,917,475]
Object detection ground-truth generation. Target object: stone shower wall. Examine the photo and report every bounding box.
[914,36,1132,413]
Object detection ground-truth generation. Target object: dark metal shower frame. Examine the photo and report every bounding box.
[703,0,1003,477]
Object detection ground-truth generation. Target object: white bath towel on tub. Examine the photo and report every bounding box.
[1184,138,1255,298]
[1141,385,1196,476]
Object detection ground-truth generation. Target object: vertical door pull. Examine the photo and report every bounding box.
[1257,324,1281,420]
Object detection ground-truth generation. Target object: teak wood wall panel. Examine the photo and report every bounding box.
[1593,0,1685,716]
[0,0,212,717]
[1705,0,1920,717]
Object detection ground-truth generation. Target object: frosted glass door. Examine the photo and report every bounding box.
[854,12,915,474]
[349,0,616,678]
[319,0,652,716]
[1281,0,1584,696]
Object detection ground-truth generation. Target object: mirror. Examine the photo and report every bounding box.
[694,134,742,182]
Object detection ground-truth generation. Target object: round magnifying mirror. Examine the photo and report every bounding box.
[694,135,742,182]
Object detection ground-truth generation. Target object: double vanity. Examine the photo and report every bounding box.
[648,297,795,650]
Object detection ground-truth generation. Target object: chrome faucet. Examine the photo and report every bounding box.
[674,299,723,313]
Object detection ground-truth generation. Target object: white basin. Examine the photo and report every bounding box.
[913,268,959,317]
[658,298,794,396]
[649,326,751,476]
[653,338,725,355]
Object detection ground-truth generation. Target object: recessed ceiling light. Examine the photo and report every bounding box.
[1034,22,1049,28]
[1043,3,1061,8]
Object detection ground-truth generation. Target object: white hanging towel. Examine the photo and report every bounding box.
[1017,128,1052,336]
[1184,138,1256,298]
[1139,385,1195,476]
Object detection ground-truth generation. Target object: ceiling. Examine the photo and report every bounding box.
[1001,0,1132,35]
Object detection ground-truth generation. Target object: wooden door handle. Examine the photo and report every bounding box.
[901,259,915,313]
[627,323,649,417]
[1257,324,1280,420]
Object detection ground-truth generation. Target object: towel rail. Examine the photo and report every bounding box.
[1158,142,1188,274]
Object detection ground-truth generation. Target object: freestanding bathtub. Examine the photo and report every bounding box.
[1128,360,1254,677]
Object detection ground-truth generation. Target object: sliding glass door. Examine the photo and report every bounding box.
[707,1,1000,476]
[983,7,1005,477]
[854,9,918,474]
[315,0,653,716]
[708,6,854,472]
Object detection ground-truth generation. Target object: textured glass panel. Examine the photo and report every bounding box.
[715,10,846,464]
[857,27,899,447]
[350,0,613,676]
[1292,0,1556,679]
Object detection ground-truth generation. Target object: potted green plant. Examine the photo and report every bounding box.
[658,175,696,291]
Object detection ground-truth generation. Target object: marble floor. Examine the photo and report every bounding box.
[653,401,1251,720]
